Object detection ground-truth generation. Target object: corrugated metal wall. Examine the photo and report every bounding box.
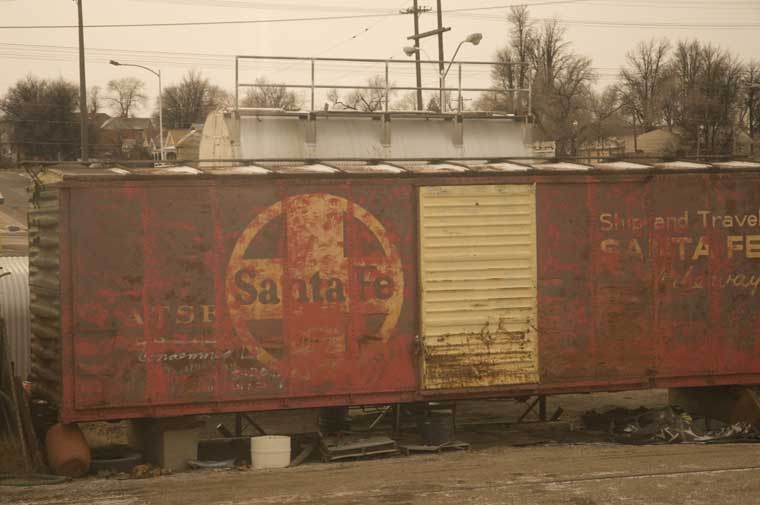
[28,183,61,403]
[419,184,539,389]
[0,256,30,379]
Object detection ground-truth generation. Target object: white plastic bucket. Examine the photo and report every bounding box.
[250,435,291,469]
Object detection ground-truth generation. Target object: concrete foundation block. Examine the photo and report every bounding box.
[128,417,201,472]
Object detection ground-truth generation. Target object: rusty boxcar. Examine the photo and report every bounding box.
[26,159,760,423]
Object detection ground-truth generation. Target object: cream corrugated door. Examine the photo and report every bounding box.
[419,184,538,390]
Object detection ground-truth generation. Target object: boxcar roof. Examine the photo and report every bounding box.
[31,159,760,184]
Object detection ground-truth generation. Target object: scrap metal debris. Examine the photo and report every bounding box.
[398,440,470,455]
[319,434,398,462]
[582,406,760,444]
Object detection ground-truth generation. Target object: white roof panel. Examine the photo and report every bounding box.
[340,164,405,174]
[469,162,530,172]
[403,163,469,173]
[276,164,339,174]
[594,161,652,170]
[713,161,760,170]
[656,161,711,170]
[160,166,202,175]
[533,162,591,171]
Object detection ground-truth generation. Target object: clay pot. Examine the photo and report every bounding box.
[45,423,91,477]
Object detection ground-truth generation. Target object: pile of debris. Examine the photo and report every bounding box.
[581,406,760,444]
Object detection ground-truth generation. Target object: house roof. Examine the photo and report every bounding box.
[166,128,200,148]
[622,127,681,153]
[101,117,154,131]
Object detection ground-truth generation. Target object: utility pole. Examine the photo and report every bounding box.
[401,2,430,110]
[436,0,445,109]
[404,5,449,112]
[76,0,89,162]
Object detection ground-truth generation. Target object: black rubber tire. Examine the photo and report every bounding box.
[89,448,143,475]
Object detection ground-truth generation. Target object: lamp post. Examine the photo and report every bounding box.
[697,124,705,160]
[572,120,579,157]
[109,60,164,161]
[746,82,760,157]
[404,32,482,113]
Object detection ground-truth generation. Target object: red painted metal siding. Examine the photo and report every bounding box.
[59,172,760,422]
[63,180,418,421]
[538,173,760,387]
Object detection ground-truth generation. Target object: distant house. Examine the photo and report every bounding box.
[734,130,754,157]
[89,112,112,129]
[577,138,625,163]
[622,128,681,154]
[164,127,201,161]
[531,140,556,158]
[97,117,156,160]
[100,117,154,132]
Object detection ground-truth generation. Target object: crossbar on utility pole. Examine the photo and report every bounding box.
[406,26,450,40]
[77,0,89,162]
[401,1,430,111]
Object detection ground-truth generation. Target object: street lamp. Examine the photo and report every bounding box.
[404,33,483,112]
[109,59,165,161]
[572,120,579,157]
[744,82,760,156]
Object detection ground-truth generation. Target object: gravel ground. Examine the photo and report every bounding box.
[7,389,760,505]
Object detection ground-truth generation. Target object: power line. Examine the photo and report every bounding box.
[130,0,398,13]
[587,0,760,7]
[130,0,587,12]
[0,12,398,29]
[448,13,760,29]
[1,12,756,30]
[0,1,632,30]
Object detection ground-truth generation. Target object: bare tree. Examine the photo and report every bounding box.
[88,85,102,114]
[476,48,518,112]
[531,19,570,89]
[392,91,419,111]
[744,61,760,151]
[542,54,596,154]
[106,77,147,118]
[508,5,534,89]
[327,75,395,112]
[587,86,628,141]
[159,70,230,128]
[618,39,671,132]
[241,77,302,110]
[529,18,595,155]
[479,6,534,113]
[665,41,744,154]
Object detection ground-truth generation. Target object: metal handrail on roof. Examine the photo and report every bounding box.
[234,55,531,117]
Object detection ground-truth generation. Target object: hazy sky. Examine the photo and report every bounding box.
[0,0,758,115]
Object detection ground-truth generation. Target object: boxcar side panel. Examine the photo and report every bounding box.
[64,180,418,419]
[537,173,760,388]
[59,172,760,421]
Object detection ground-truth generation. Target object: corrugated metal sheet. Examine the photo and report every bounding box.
[204,112,530,162]
[27,181,61,403]
[419,184,539,390]
[0,256,30,379]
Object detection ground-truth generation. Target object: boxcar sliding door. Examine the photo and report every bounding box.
[418,184,539,390]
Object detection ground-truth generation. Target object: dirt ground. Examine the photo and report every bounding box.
[6,389,760,505]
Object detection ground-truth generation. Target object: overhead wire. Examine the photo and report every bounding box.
[1,0,757,30]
